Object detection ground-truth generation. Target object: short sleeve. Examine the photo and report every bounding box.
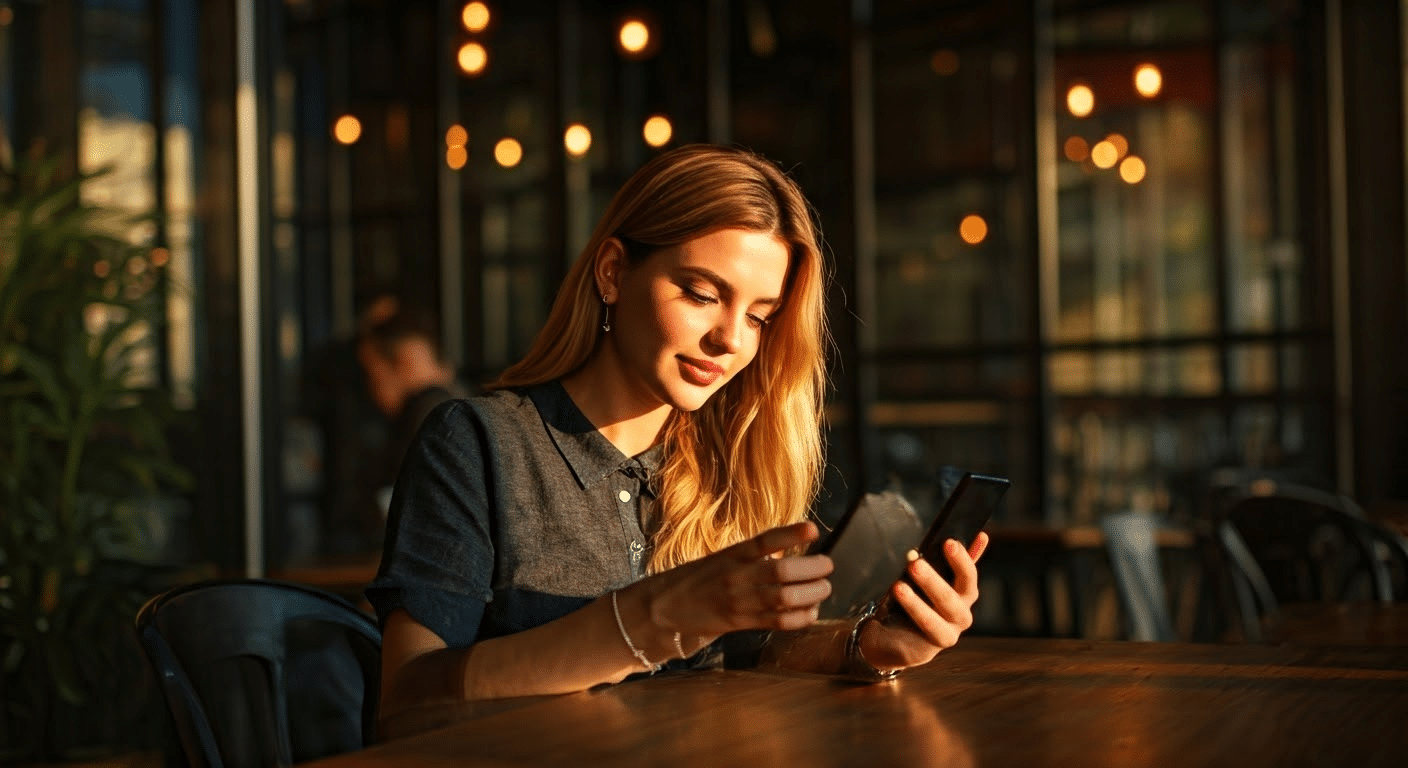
[366,399,495,648]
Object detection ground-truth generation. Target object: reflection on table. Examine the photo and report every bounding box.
[302,636,1408,768]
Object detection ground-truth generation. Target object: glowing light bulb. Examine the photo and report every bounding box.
[494,137,523,168]
[446,145,468,170]
[1090,140,1118,169]
[643,115,673,147]
[619,20,649,54]
[462,2,490,33]
[959,214,988,245]
[1134,63,1162,98]
[1105,133,1129,159]
[458,42,487,75]
[564,123,592,157]
[1066,84,1094,118]
[333,114,362,145]
[1120,155,1147,184]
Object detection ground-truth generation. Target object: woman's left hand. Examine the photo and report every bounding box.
[855,531,989,672]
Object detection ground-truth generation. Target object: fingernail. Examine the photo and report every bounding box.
[906,548,920,562]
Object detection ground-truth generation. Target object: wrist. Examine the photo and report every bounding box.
[613,583,685,669]
[840,603,901,682]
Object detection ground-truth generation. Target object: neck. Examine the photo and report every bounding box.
[391,361,453,417]
[561,346,671,458]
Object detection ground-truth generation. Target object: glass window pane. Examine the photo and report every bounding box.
[80,0,158,389]
[1050,346,1220,396]
[1054,56,1218,342]
[1224,40,1301,333]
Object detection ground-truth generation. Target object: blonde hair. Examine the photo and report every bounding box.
[490,144,830,572]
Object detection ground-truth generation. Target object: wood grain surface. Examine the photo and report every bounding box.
[303,634,1408,767]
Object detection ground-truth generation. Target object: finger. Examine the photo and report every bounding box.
[766,553,834,583]
[940,539,981,600]
[761,578,832,611]
[735,521,819,561]
[969,531,990,564]
[772,605,821,631]
[891,581,961,649]
[908,552,970,622]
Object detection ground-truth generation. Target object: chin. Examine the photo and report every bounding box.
[661,379,726,413]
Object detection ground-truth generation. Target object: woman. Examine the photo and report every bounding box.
[368,144,988,722]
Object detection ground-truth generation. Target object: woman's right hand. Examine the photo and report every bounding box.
[629,521,834,654]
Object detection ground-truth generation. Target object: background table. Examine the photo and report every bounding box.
[1262,602,1408,646]
[305,636,1408,767]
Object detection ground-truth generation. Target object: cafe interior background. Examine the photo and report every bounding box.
[2,0,1406,761]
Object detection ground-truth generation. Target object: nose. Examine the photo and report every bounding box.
[705,310,745,355]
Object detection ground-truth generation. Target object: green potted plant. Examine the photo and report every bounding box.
[1,153,194,761]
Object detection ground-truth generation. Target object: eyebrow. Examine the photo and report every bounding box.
[682,266,780,307]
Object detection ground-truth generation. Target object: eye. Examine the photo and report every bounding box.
[746,313,769,329]
[682,285,717,305]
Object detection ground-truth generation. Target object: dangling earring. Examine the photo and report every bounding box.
[601,300,612,333]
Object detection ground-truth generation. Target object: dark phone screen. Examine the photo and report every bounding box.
[816,472,1009,620]
[911,474,1009,584]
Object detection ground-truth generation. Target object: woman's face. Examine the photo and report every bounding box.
[604,228,791,413]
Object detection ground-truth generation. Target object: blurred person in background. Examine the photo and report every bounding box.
[356,306,469,515]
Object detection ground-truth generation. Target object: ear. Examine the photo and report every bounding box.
[593,237,628,304]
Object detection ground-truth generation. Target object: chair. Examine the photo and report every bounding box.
[1100,512,1178,642]
[135,578,382,768]
[1213,483,1393,640]
[1353,516,1408,600]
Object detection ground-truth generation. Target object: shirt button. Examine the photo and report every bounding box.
[618,490,631,503]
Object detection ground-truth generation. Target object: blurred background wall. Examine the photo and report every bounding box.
[4,0,1405,577]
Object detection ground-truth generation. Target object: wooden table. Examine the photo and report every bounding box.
[1263,602,1408,646]
[303,636,1408,767]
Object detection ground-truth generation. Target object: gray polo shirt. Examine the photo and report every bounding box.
[367,380,664,648]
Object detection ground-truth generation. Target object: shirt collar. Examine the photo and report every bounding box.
[528,380,664,490]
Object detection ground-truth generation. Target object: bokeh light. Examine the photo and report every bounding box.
[333,114,362,145]
[619,19,649,54]
[461,2,490,32]
[959,214,988,245]
[494,137,523,168]
[446,145,468,170]
[1090,140,1118,169]
[1063,136,1090,162]
[1066,84,1094,118]
[150,247,170,268]
[1120,155,1147,184]
[1134,63,1163,98]
[458,42,488,75]
[930,49,960,76]
[1105,132,1129,159]
[643,115,673,147]
[445,124,468,148]
[564,123,592,157]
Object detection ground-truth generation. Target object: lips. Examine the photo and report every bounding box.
[678,356,724,386]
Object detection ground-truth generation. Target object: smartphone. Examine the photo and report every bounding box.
[817,471,1010,621]
[877,473,1009,623]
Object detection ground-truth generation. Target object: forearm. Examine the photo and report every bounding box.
[756,619,851,675]
[381,581,684,718]
[462,586,680,699]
